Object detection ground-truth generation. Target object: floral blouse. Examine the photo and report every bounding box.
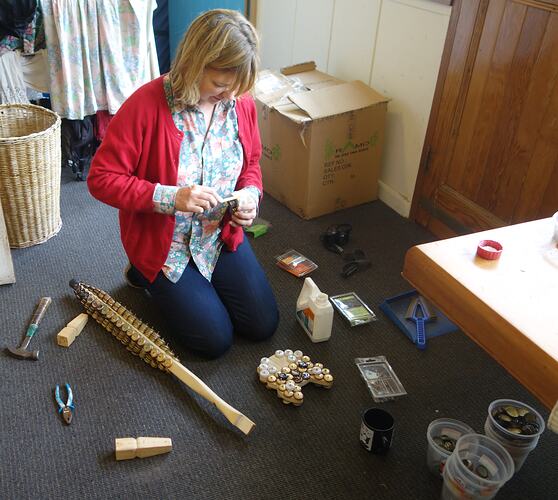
[153,75,259,283]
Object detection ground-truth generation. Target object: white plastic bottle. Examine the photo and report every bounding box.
[296,277,334,342]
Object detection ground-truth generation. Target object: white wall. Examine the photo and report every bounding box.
[256,0,451,217]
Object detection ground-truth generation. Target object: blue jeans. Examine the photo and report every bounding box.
[128,239,279,358]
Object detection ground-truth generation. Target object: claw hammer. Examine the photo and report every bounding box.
[6,297,52,360]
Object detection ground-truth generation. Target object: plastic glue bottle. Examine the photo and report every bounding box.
[296,277,333,342]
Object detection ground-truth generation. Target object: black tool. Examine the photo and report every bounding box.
[320,224,352,254]
[342,249,371,278]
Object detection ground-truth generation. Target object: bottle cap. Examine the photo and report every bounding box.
[316,292,329,305]
[476,240,503,260]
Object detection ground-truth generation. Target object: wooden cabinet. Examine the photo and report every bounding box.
[411,0,558,237]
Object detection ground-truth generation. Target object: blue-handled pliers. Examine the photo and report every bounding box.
[55,383,74,425]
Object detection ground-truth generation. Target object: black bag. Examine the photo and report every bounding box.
[61,115,98,181]
[0,0,37,39]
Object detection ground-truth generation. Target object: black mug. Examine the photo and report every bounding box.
[360,408,394,454]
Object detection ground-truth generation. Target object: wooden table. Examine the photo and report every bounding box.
[402,217,558,409]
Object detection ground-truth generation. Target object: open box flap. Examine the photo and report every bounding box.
[280,61,317,75]
[254,70,295,106]
[288,80,388,120]
[255,64,341,115]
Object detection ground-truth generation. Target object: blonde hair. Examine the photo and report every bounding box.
[169,9,259,107]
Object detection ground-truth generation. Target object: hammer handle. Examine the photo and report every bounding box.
[26,297,52,337]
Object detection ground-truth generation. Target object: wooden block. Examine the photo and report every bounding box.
[115,437,172,460]
[135,437,173,458]
[115,438,138,461]
[0,203,15,285]
[57,313,89,347]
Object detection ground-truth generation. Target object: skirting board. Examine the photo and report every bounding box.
[378,179,411,218]
[0,204,15,285]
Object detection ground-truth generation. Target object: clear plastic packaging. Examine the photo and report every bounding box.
[355,356,407,402]
[275,249,317,277]
[330,292,376,326]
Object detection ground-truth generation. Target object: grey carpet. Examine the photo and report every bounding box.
[1,167,556,499]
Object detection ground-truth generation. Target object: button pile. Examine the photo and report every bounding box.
[433,434,456,453]
[257,349,333,405]
[492,404,541,435]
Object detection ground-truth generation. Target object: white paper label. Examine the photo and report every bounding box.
[360,424,374,451]
[479,455,498,477]
[441,428,461,440]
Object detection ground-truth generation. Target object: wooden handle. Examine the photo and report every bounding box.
[29,297,52,326]
[169,361,255,435]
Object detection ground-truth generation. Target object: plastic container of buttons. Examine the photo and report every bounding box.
[426,418,475,477]
[441,434,514,500]
[484,398,545,472]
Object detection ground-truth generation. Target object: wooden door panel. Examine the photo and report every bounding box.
[516,142,558,219]
[515,46,558,222]
[463,1,527,206]
[478,6,550,215]
[414,0,483,229]
[411,0,558,237]
[437,185,507,230]
[447,0,507,194]
[541,161,558,214]
[496,11,558,218]
[514,0,558,11]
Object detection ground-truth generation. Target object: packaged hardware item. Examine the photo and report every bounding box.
[330,292,376,326]
[275,249,318,277]
[355,356,407,402]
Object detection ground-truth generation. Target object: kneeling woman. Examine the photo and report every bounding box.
[88,9,279,358]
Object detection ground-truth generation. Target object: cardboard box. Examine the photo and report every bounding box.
[255,61,388,219]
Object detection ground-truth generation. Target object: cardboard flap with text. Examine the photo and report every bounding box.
[288,81,388,120]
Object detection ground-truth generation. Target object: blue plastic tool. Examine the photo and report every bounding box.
[55,383,75,425]
[405,296,434,350]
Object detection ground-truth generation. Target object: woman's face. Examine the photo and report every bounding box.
[198,67,236,105]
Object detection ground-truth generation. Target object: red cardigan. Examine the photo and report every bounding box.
[87,75,263,282]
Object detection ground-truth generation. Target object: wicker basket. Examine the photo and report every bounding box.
[0,104,62,248]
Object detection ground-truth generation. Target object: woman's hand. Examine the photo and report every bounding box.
[230,190,257,227]
[175,185,222,213]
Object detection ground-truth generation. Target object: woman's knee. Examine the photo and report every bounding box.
[242,306,279,342]
[200,333,233,359]
[173,323,234,359]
